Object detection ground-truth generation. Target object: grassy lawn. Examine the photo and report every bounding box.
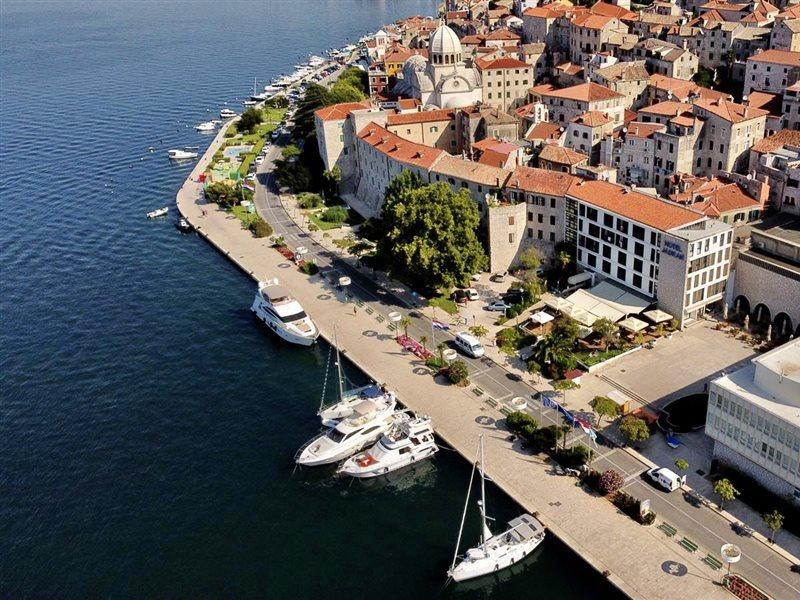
[307,211,343,230]
[573,346,629,367]
[429,296,459,315]
[231,204,260,227]
[262,107,286,123]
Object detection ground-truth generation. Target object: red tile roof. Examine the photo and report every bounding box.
[572,110,610,127]
[526,121,564,141]
[506,166,577,195]
[590,1,637,20]
[572,13,617,30]
[315,101,371,121]
[476,56,531,70]
[568,180,703,231]
[748,49,800,66]
[386,108,455,126]
[669,176,763,216]
[532,82,623,102]
[357,122,445,170]
[750,129,800,153]
[485,28,521,40]
[693,98,769,124]
[539,144,588,166]
[639,100,692,117]
[648,74,732,102]
[626,122,665,138]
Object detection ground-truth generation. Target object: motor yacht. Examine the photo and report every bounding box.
[243,99,257,107]
[195,121,217,132]
[295,396,400,466]
[338,415,437,478]
[448,436,545,582]
[167,149,198,160]
[251,279,319,346]
[219,107,237,119]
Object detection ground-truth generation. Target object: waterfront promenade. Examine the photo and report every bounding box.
[177,119,799,599]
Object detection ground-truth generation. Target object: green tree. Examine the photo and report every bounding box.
[619,415,650,444]
[557,250,571,270]
[552,317,581,346]
[447,360,469,385]
[322,165,341,199]
[519,246,542,271]
[328,82,364,103]
[558,424,571,450]
[531,334,576,378]
[592,318,617,349]
[591,395,619,425]
[552,379,579,405]
[399,315,411,338]
[419,335,428,350]
[713,478,740,510]
[469,325,488,342]
[375,178,487,291]
[674,458,689,488]
[763,510,784,543]
[693,65,715,89]
[238,107,263,134]
[348,240,376,257]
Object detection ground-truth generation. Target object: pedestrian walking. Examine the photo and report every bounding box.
[353,305,357,316]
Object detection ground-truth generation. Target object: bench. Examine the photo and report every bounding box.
[472,387,485,397]
[679,537,699,553]
[703,554,723,570]
[657,522,677,537]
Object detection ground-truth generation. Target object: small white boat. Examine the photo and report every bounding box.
[195,121,217,131]
[251,278,319,346]
[338,414,438,478]
[168,149,198,160]
[220,108,237,119]
[147,207,169,219]
[243,99,257,107]
[448,436,545,582]
[175,217,192,232]
[295,397,401,466]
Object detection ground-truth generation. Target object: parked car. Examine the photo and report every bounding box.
[465,288,479,301]
[485,300,511,312]
[490,271,508,283]
[451,289,469,304]
[470,273,482,282]
[254,156,264,165]
[645,467,686,492]
[502,290,524,305]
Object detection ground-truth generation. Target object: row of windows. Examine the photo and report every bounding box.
[712,392,800,452]
[710,414,800,477]
[527,228,556,241]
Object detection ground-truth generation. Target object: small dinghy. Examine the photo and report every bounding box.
[175,217,192,232]
[147,207,169,219]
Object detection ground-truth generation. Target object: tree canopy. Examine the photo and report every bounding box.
[372,172,487,292]
[238,107,263,134]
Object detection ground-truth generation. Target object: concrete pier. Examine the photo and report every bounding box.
[176,118,797,600]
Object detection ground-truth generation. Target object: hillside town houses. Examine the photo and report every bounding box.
[314,0,800,331]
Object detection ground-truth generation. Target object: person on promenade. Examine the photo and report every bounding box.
[353,305,357,316]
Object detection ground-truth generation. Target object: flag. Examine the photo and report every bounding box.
[575,418,593,435]
[542,394,559,410]
[432,319,450,331]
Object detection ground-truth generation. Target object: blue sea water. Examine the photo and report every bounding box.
[0,1,622,598]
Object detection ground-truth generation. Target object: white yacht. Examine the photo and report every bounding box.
[448,436,545,582]
[251,279,319,346]
[147,206,169,218]
[195,120,218,132]
[219,107,237,119]
[296,396,400,466]
[263,85,281,94]
[167,149,198,160]
[338,415,437,478]
[242,99,257,107]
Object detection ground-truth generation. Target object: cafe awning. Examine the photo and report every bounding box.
[618,316,649,333]
[643,309,672,324]
[530,311,555,325]
[542,294,573,313]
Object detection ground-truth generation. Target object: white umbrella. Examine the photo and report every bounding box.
[643,309,672,324]
[618,316,649,333]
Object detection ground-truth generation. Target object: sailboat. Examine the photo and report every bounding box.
[448,436,546,582]
[317,328,396,428]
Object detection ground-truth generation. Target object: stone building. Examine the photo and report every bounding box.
[527,82,626,125]
[589,60,650,109]
[565,110,615,163]
[630,38,699,80]
[769,17,800,51]
[743,48,800,95]
[569,14,626,66]
[749,129,800,213]
[384,108,459,152]
[476,56,533,111]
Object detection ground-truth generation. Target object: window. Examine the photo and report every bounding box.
[508,216,515,225]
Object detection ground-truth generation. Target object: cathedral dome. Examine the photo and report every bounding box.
[429,24,462,58]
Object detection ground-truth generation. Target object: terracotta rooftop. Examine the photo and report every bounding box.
[596,60,649,82]
[639,100,693,117]
[434,154,512,187]
[751,129,800,153]
[567,180,704,231]
[648,74,732,102]
[315,101,372,122]
[485,28,520,40]
[779,5,800,18]
[397,98,421,110]
[357,122,445,170]
[523,5,571,18]
[556,62,584,76]
[572,110,610,127]
[669,176,764,217]
[590,1,637,20]
[693,98,769,124]
[572,13,617,29]
[747,91,782,116]
[477,56,530,70]
[626,122,666,138]
[699,1,749,10]
[386,108,455,126]
[506,166,577,195]
[539,144,588,166]
[525,121,564,141]
[748,49,800,66]
[532,82,623,102]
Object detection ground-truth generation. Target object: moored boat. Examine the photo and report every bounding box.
[250,279,319,346]
[219,107,237,119]
[168,149,198,160]
[337,414,438,478]
[448,436,545,582]
[175,217,192,232]
[147,207,169,218]
[195,121,217,131]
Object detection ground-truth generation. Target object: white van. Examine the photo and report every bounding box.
[454,332,485,358]
[646,467,686,492]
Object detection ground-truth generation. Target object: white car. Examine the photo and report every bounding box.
[465,288,479,301]
[485,300,511,312]
[255,156,264,165]
[645,467,686,492]
[470,273,482,282]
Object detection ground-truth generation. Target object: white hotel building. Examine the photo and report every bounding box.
[706,339,800,502]
[565,180,733,325]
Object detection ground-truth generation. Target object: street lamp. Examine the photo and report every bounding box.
[388,311,402,338]
[338,276,351,303]
[720,543,741,583]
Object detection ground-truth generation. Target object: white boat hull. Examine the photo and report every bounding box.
[251,302,318,346]
[339,444,437,478]
[449,536,542,582]
[296,428,387,466]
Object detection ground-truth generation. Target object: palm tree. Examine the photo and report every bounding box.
[399,316,411,339]
[532,334,575,378]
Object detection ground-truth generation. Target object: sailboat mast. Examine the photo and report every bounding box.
[335,327,344,401]
[450,438,480,573]
[479,434,488,547]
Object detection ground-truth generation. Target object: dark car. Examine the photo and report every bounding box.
[450,289,469,304]
[502,290,524,305]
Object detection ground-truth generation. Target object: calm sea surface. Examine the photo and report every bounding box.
[0,1,621,597]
